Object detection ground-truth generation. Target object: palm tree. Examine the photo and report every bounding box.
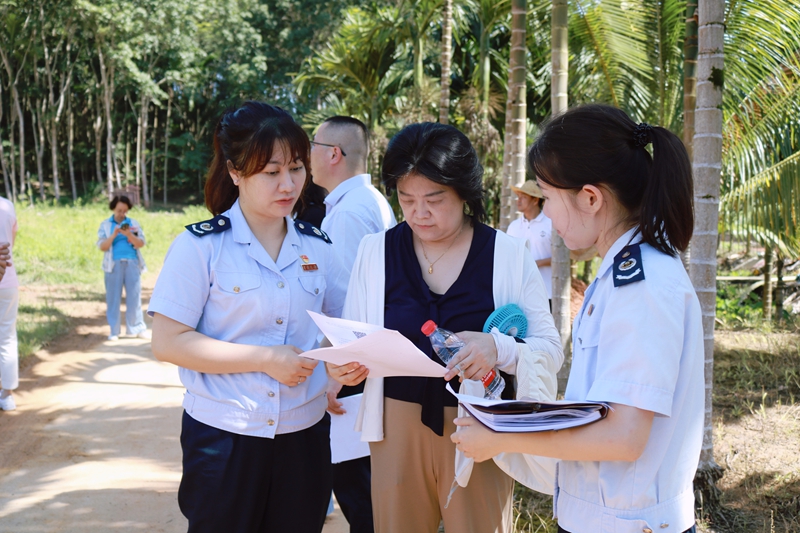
[439,0,453,124]
[550,0,572,383]
[689,0,725,507]
[717,0,800,262]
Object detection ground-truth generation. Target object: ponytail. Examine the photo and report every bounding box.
[204,101,311,215]
[528,104,694,256]
[639,126,693,255]
[204,121,240,215]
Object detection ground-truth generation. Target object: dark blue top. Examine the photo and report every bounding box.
[383,220,497,436]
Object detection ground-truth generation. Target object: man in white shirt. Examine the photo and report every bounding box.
[507,180,553,304]
[311,116,396,273]
[310,116,395,533]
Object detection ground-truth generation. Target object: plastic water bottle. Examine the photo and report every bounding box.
[421,320,505,400]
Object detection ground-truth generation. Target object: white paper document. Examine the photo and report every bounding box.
[329,394,371,464]
[305,312,447,379]
[447,383,609,433]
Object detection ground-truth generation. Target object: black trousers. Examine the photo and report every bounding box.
[559,525,696,533]
[179,411,332,533]
[332,456,374,533]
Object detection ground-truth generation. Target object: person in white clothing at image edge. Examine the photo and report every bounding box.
[310,115,396,533]
[506,180,552,305]
[0,196,18,411]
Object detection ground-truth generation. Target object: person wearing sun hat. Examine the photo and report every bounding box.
[507,180,553,304]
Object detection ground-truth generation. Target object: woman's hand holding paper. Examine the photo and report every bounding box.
[326,361,369,386]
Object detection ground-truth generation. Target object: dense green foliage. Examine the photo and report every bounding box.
[1,0,799,244]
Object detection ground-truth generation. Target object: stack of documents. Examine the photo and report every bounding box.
[447,384,610,433]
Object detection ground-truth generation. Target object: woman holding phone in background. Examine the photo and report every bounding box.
[97,195,148,341]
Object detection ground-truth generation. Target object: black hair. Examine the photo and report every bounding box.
[109,195,132,210]
[323,116,370,157]
[205,101,310,215]
[528,104,693,255]
[382,122,486,223]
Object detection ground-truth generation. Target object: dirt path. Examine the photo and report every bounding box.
[0,281,348,532]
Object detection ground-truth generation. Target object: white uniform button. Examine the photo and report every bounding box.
[277,282,285,288]
[643,528,653,533]
[268,391,275,397]
[659,524,669,529]
[314,288,319,294]
[267,419,275,426]
[233,286,240,293]
[276,318,283,325]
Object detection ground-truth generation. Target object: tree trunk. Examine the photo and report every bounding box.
[762,245,773,320]
[33,100,46,202]
[690,0,725,513]
[139,93,150,207]
[509,0,527,198]
[775,254,784,323]
[9,114,20,199]
[163,87,173,205]
[439,0,453,125]
[150,108,157,195]
[94,99,104,187]
[98,44,116,197]
[680,0,698,272]
[67,92,77,201]
[683,0,698,164]
[551,0,572,391]
[498,92,515,231]
[413,34,424,90]
[0,46,26,201]
[0,83,14,201]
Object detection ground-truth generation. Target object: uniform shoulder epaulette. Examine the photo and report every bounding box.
[186,215,231,237]
[613,243,645,287]
[294,219,332,244]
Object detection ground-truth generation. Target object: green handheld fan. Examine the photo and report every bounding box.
[482,303,528,339]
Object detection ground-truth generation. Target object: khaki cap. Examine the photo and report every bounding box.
[511,180,544,199]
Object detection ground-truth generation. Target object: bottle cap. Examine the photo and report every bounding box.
[421,320,437,336]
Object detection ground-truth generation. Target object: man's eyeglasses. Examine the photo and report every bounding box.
[310,141,347,157]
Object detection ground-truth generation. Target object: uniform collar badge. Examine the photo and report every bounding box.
[186,215,232,238]
[612,243,645,287]
[300,255,310,263]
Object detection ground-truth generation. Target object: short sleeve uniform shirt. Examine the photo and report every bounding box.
[148,199,349,438]
[555,227,704,533]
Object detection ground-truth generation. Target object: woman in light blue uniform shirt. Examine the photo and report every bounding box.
[452,104,703,533]
[149,102,348,533]
[96,195,147,340]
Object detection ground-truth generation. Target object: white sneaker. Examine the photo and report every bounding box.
[136,330,151,340]
[0,394,16,411]
[108,335,119,341]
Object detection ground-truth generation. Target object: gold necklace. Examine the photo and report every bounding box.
[419,221,465,274]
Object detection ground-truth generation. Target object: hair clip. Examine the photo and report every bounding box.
[633,123,653,148]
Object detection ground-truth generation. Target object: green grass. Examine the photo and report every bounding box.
[13,201,210,359]
[15,201,210,285]
[17,301,70,359]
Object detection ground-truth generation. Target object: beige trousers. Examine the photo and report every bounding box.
[370,397,513,533]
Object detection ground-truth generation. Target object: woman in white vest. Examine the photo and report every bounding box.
[327,122,563,533]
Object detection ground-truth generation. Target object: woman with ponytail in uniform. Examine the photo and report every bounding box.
[149,101,348,533]
[451,104,704,533]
